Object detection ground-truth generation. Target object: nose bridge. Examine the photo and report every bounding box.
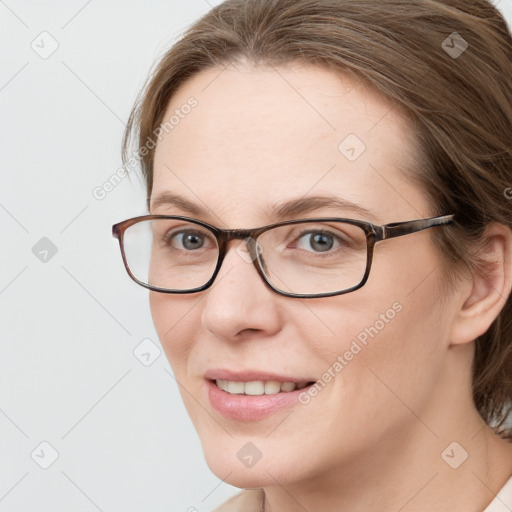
[213,225,281,298]
[218,227,259,245]
[215,224,262,260]
[200,228,281,340]
[215,228,263,280]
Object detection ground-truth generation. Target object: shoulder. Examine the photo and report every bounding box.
[212,489,263,512]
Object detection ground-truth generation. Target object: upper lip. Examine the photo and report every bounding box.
[204,368,316,383]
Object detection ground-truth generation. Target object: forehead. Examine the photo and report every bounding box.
[152,62,425,223]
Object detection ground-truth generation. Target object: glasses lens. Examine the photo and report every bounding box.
[122,218,219,291]
[257,221,368,295]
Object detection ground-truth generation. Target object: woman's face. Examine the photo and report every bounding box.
[150,62,456,487]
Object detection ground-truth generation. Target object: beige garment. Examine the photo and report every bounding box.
[482,474,512,512]
[213,475,512,512]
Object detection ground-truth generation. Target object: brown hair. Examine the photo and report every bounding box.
[122,0,512,434]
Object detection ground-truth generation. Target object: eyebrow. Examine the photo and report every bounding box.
[150,192,379,223]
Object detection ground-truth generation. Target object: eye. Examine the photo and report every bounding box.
[295,230,342,253]
[169,230,210,250]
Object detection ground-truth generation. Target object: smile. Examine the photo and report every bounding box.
[215,379,312,395]
[206,377,317,421]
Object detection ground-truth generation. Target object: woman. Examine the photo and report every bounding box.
[112,1,512,510]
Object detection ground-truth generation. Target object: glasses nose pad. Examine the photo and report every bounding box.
[234,236,264,266]
[249,236,265,264]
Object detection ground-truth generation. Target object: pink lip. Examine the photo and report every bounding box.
[204,370,317,422]
[204,368,315,383]
[206,380,313,421]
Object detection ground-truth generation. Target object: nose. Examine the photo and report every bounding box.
[200,239,282,341]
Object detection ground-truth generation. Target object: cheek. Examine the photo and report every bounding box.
[356,235,449,361]
[285,289,446,466]
[299,243,449,413]
[149,292,199,371]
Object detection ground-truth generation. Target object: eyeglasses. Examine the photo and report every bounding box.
[112,214,454,298]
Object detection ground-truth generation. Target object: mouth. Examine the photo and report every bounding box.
[205,374,318,421]
[212,379,316,395]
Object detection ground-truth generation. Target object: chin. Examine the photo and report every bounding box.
[206,458,283,488]
[201,438,308,488]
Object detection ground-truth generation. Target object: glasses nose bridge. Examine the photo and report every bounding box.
[217,227,262,249]
[215,228,265,271]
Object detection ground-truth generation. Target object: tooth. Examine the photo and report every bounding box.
[226,381,245,394]
[280,381,296,392]
[264,381,282,395]
[216,379,307,395]
[245,381,265,395]
[216,379,227,391]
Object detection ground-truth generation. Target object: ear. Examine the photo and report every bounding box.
[449,223,512,346]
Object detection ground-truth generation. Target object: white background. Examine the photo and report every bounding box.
[1,1,511,511]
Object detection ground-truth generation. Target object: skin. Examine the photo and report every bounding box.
[149,61,512,512]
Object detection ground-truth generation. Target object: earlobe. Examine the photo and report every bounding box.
[449,224,512,346]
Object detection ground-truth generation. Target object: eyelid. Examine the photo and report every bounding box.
[287,226,345,249]
[164,226,216,249]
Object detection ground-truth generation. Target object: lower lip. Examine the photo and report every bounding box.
[206,380,312,421]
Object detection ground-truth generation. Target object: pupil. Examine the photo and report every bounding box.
[183,233,203,249]
[310,233,333,252]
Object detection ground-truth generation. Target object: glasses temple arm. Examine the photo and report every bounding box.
[381,214,455,240]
